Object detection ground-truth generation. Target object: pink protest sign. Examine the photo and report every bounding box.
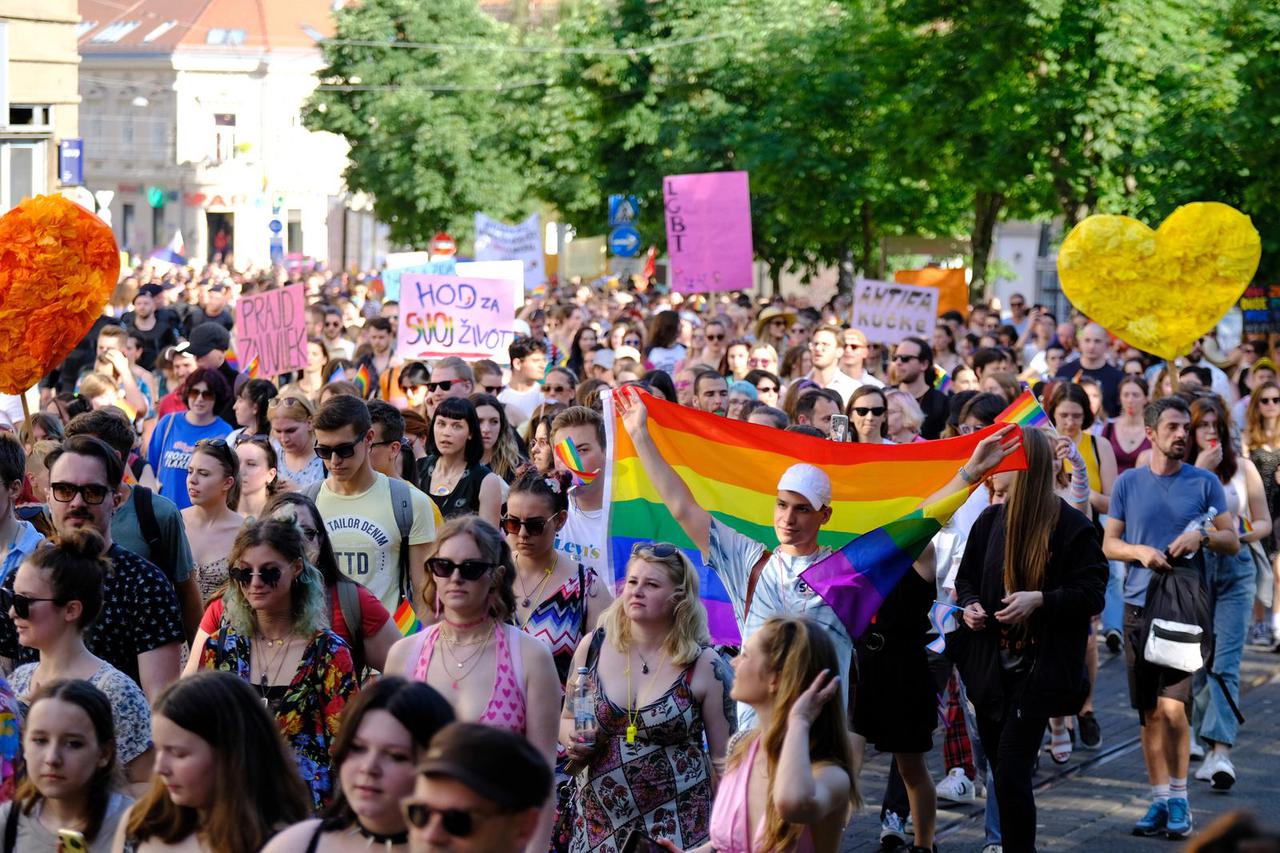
[233,283,307,377]
[663,171,753,293]
[397,274,516,361]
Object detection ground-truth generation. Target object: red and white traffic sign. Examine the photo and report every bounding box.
[430,232,457,256]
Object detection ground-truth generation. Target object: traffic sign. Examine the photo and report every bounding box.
[269,236,284,264]
[59,139,84,186]
[609,225,642,258]
[430,231,457,256]
[146,186,165,208]
[608,194,638,227]
[269,218,283,234]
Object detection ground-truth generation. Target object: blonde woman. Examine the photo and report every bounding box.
[885,389,926,445]
[268,393,326,489]
[560,542,733,853]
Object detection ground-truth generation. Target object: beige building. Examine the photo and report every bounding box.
[0,0,80,212]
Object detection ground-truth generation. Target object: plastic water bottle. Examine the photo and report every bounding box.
[573,666,596,747]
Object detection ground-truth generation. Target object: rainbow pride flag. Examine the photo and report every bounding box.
[555,436,599,486]
[224,347,241,372]
[997,388,1049,429]
[932,368,952,394]
[245,356,260,380]
[605,392,1027,644]
[393,599,422,636]
[354,364,373,398]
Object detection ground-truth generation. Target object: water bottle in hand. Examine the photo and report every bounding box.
[573,666,597,747]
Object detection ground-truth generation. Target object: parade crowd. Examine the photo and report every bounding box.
[0,260,1272,853]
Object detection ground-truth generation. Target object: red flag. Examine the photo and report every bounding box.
[641,245,657,280]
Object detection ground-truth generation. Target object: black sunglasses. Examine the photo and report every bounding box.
[197,438,229,449]
[49,482,111,506]
[482,384,503,395]
[426,558,496,581]
[0,587,63,619]
[314,441,360,460]
[756,384,778,394]
[228,566,283,587]
[892,354,920,363]
[402,801,494,838]
[425,380,456,392]
[852,406,886,417]
[501,515,553,536]
[234,433,271,446]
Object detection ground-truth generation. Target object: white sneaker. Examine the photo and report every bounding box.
[1210,751,1236,791]
[1194,752,1219,782]
[936,766,976,803]
[981,845,1004,853]
[1190,729,1205,761]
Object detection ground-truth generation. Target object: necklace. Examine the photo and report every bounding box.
[431,460,466,496]
[515,555,557,610]
[444,615,488,630]
[350,819,409,849]
[440,623,493,690]
[624,647,668,744]
[254,635,294,706]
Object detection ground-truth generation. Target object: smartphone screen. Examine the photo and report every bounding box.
[829,414,849,442]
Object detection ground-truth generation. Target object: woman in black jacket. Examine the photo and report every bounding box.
[952,426,1107,853]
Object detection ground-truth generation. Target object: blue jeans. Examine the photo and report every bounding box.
[1102,560,1127,634]
[1192,549,1255,747]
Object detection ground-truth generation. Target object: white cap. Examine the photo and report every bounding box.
[777,463,831,510]
[512,319,531,336]
[593,348,616,369]
[614,345,643,364]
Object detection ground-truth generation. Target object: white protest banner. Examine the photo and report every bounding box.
[851,277,938,345]
[474,212,546,289]
[457,259,525,310]
[233,283,307,377]
[398,274,516,361]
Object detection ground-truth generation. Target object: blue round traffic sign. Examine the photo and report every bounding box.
[269,219,283,234]
[609,224,641,258]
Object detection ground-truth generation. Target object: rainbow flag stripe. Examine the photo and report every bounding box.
[606,393,1026,644]
[245,356,260,380]
[354,364,373,397]
[393,600,422,636]
[224,347,241,373]
[933,369,952,394]
[997,389,1049,428]
[555,436,599,486]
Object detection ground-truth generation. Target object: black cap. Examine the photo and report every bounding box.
[418,723,552,812]
[208,283,228,293]
[178,322,231,357]
[136,284,164,299]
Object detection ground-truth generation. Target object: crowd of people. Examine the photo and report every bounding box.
[0,261,1269,852]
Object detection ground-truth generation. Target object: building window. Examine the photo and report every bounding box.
[90,21,140,43]
[0,142,46,213]
[212,113,237,163]
[287,209,303,255]
[121,203,136,253]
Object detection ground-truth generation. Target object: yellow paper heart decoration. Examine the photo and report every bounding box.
[1056,202,1261,362]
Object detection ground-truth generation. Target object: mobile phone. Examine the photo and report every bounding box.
[620,829,665,853]
[829,414,849,442]
[57,829,88,852]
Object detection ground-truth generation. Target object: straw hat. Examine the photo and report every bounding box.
[755,307,796,338]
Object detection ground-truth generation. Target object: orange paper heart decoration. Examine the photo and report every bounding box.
[0,195,120,394]
[1056,202,1261,361]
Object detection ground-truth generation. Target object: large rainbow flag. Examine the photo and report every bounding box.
[605,392,1026,644]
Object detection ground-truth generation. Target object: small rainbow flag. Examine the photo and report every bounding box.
[245,356,260,379]
[354,364,372,398]
[996,388,1049,429]
[224,347,240,372]
[933,369,952,394]
[555,436,599,486]
[393,600,422,636]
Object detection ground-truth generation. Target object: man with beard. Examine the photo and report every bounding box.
[1104,397,1238,840]
[894,337,949,440]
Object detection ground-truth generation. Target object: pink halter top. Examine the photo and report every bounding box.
[709,736,815,853]
[410,622,527,733]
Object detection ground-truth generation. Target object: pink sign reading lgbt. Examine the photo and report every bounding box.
[662,171,753,293]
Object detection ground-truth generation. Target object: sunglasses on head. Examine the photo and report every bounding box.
[852,406,886,417]
[501,515,554,536]
[269,396,309,410]
[314,441,360,460]
[187,388,215,401]
[197,438,228,449]
[401,801,494,838]
[228,566,283,587]
[631,542,679,559]
[50,482,111,505]
[426,557,496,581]
[0,587,63,620]
[234,433,271,446]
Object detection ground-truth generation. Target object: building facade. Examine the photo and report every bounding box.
[0,0,80,213]
[78,0,359,268]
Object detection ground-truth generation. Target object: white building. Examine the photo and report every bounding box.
[77,0,371,268]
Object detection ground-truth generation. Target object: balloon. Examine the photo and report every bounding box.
[0,195,120,394]
[1057,202,1261,361]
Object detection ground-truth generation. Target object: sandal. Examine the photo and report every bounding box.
[1047,721,1072,764]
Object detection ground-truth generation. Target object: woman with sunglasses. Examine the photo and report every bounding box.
[1243,379,1280,648]
[262,677,455,853]
[181,438,244,603]
[234,435,282,519]
[384,516,560,853]
[398,362,432,417]
[146,368,233,510]
[1,680,130,849]
[544,367,579,408]
[113,672,311,853]
[184,518,359,809]
[745,368,781,409]
[846,386,890,444]
[747,344,780,378]
[886,389,926,445]
[228,378,278,445]
[505,470,611,686]
[559,541,732,853]
[7,529,154,787]
[269,394,326,490]
[417,397,503,528]
[470,393,524,485]
[199,492,400,676]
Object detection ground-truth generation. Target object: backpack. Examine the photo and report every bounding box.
[132,485,172,582]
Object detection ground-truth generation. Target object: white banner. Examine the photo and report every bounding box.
[473,212,545,288]
[851,277,938,345]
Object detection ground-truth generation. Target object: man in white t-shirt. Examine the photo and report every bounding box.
[311,395,437,619]
[805,325,860,406]
[550,406,610,588]
[839,327,885,391]
[499,335,548,426]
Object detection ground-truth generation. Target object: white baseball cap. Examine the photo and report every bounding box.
[777,463,831,510]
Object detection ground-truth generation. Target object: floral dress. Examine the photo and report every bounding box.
[0,678,17,803]
[570,633,713,853]
[199,626,357,810]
